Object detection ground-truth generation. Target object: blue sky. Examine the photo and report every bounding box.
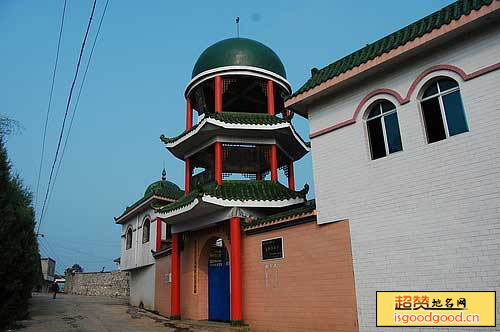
[1,0,455,273]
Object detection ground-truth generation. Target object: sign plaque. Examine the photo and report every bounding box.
[262,237,283,260]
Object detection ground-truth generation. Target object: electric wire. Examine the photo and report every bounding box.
[47,0,111,211]
[50,242,114,260]
[42,237,71,270]
[37,0,98,234]
[34,0,68,218]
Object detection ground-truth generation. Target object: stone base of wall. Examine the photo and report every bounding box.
[65,271,129,297]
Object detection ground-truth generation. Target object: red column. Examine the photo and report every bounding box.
[215,76,222,113]
[186,97,192,130]
[230,217,243,324]
[267,80,275,115]
[170,233,181,320]
[288,160,295,190]
[156,217,162,251]
[215,142,222,185]
[270,145,278,182]
[255,172,261,180]
[185,158,191,194]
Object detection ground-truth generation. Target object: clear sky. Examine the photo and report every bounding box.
[2,0,455,273]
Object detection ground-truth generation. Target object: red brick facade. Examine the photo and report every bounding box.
[154,219,358,332]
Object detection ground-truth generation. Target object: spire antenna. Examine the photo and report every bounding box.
[162,162,166,181]
[236,17,240,38]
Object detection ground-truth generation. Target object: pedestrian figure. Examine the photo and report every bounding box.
[51,282,60,299]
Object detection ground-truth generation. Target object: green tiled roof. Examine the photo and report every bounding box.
[192,38,287,79]
[155,180,309,214]
[206,180,308,201]
[154,189,200,214]
[144,180,183,199]
[160,112,289,144]
[115,180,183,221]
[290,0,494,99]
[244,200,316,229]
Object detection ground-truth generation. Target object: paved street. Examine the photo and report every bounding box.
[15,293,245,332]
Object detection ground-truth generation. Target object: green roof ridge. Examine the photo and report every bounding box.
[160,112,289,144]
[244,199,316,228]
[144,180,183,198]
[290,0,493,99]
[154,180,309,215]
[115,181,183,221]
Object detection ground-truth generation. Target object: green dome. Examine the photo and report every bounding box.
[192,38,287,79]
[144,180,183,199]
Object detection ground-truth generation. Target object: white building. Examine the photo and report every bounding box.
[286,1,500,330]
[40,257,56,283]
[114,169,182,310]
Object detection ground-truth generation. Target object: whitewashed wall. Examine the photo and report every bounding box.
[129,264,156,310]
[307,22,500,331]
[120,208,159,271]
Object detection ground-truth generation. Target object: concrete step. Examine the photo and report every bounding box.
[135,309,250,332]
[163,320,250,332]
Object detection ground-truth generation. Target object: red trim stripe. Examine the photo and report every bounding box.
[309,62,500,139]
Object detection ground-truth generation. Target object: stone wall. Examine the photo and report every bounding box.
[65,271,129,297]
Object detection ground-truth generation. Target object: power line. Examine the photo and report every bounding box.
[49,242,114,260]
[37,0,98,233]
[47,0,111,212]
[34,0,68,218]
[53,237,119,248]
[41,237,71,268]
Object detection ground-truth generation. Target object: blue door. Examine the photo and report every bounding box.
[208,242,230,321]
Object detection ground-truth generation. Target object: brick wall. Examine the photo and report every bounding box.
[155,254,171,316]
[156,220,358,332]
[65,271,129,297]
[243,220,358,332]
[307,21,500,331]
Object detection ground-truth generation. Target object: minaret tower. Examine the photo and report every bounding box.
[158,38,309,324]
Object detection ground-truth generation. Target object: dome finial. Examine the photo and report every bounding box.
[162,163,166,181]
[236,17,240,38]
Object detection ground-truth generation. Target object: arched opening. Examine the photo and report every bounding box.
[142,218,150,243]
[207,237,230,322]
[419,76,468,143]
[126,227,132,250]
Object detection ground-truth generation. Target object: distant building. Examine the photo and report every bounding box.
[54,277,66,293]
[39,257,56,292]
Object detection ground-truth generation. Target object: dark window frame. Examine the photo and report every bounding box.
[366,100,403,160]
[142,218,151,244]
[126,227,133,250]
[420,78,468,143]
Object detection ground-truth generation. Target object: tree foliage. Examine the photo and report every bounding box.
[65,263,84,275]
[0,116,41,329]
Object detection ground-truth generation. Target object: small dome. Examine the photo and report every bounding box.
[192,38,287,79]
[144,180,183,199]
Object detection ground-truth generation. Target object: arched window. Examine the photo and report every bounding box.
[366,100,403,160]
[142,218,150,243]
[420,78,468,143]
[126,228,132,250]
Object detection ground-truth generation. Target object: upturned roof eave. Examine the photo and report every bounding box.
[114,195,176,224]
[161,117,309,161]
[154,181,310,221]
[156,195,307,223]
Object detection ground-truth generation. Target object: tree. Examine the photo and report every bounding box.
[65,263,84,275]
[0,116,41,329]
